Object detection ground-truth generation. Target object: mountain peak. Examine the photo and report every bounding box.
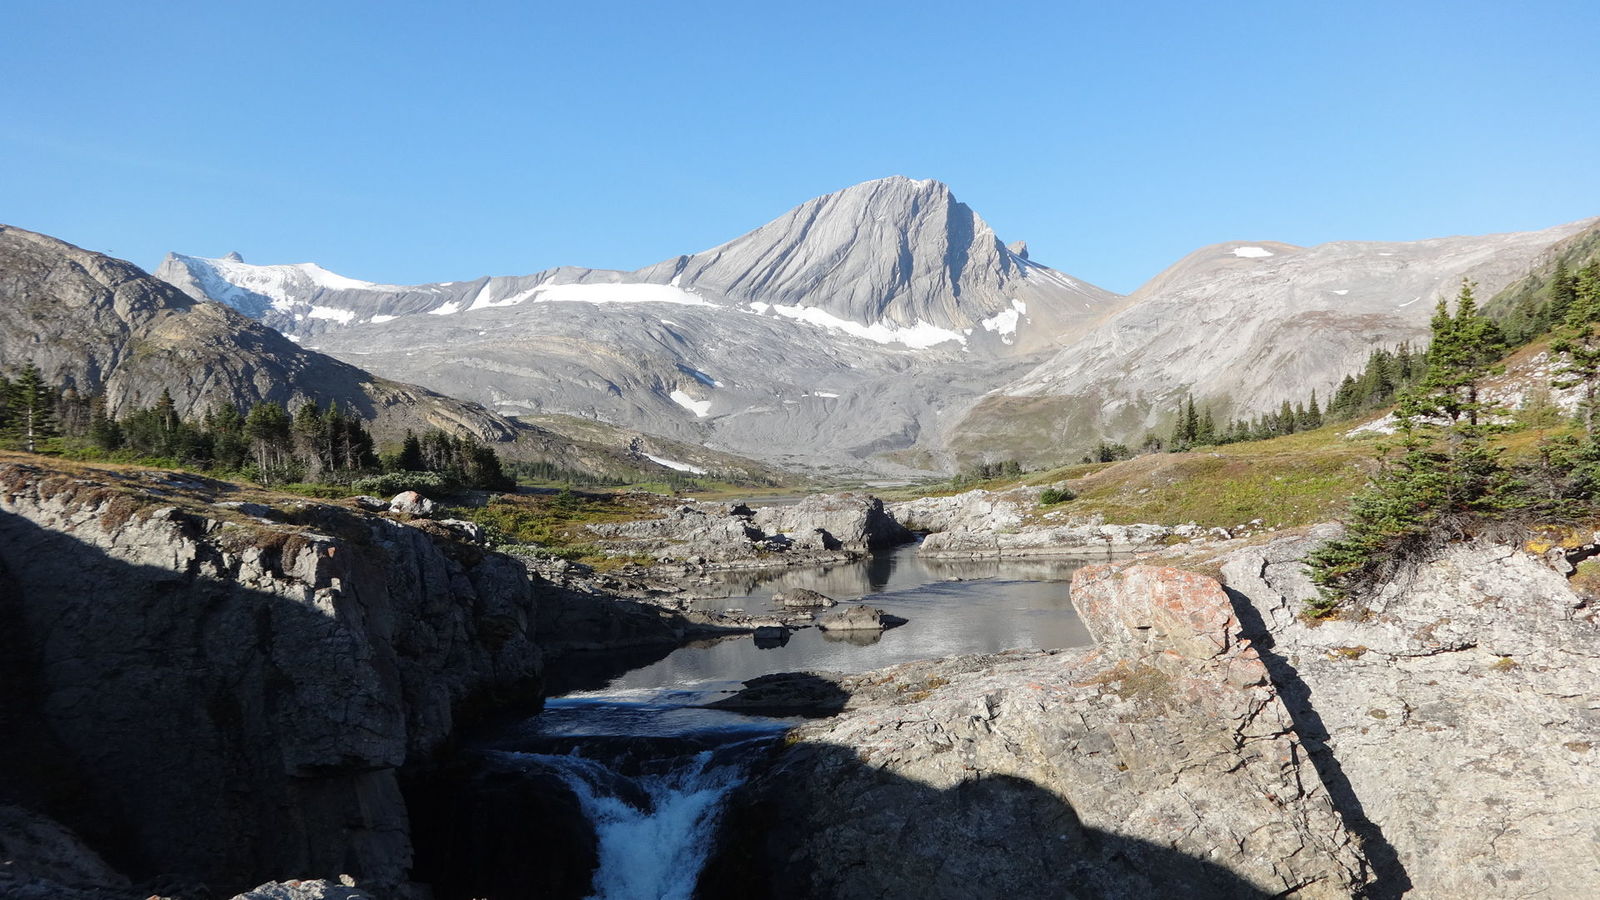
[224,250,244,262]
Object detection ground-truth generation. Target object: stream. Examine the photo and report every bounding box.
[458,542,1096,899]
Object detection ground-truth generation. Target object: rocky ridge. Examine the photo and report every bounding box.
[156,177,1125,475]
[952,217,1596,465]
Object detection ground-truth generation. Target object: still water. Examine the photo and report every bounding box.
[587,541,1094,693]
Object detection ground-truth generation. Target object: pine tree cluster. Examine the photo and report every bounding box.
[0,364,511,492]
[1306,281,1600,612]
[1501,259,1600,347]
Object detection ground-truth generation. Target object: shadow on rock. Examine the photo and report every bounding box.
[699,731,1280,899]
[1224,586,1413,899]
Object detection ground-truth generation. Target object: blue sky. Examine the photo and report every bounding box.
[3,0,1597,293]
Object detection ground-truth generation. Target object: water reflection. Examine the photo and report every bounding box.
[686,544,1088,612]
[563,543,1092,695]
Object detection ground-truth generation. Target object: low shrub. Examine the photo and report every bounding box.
[351,470,456,498]
[1039,487,1076,506]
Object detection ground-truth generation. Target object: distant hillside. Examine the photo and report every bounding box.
[949,218,1595,468]
[0,224,765,480]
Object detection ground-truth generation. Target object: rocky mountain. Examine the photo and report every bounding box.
[157,177,1125,475]
[950,218,1597,465]
[1,224,786,479]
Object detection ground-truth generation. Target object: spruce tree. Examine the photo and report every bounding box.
[1552,267,1600,436]
[88,395,123,451]
[1307,281,1512,610]
[7,363,56,452]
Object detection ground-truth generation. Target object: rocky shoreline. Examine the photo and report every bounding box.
[696,532,1600,898]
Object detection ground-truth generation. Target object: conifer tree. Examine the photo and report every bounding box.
[7,363,56,452]
[1552,267,1600,437]
[1307,281,1512,610]
[88,395,123,450]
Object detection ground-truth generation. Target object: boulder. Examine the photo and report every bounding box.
[816,605,906,631]
[752,625,790,648]
[352,495,389,512]
[435,518,485,543]
[772,588,837,609]
[388,490,435,517]
[230,880,373,900]
[752,493,912,551]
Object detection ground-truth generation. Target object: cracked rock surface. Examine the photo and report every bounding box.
[1222,531,1600,898]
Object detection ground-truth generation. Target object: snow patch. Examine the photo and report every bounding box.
[428,301,463,316]
[643,453,707,475]
[370,314,397,324]
[678,366,722,388]
[747,302,964,349]
[306,306,356,324]
[1231,246,1274,258]
[1398,296,1423,308]
[813,391,840,399]
[1329,290,1349,296]
[174,254,405,320]
[670,390,712,417]
[979,299,1030,344]
[532,283,715,307]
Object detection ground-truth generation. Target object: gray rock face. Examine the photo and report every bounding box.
[708,564,1369,897]
[155,177,1126,474]
[918,520,1179,558]
[750,492,912,551]
[954,218,1597,465]
[1220,533,1600,898]
[0,806,136,900]
[0,460,541,895]
[230,881,373,900]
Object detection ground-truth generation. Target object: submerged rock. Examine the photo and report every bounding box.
[772,587,837,608]
[815,604,906,631]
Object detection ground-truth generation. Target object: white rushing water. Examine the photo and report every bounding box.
[509,748,751,900]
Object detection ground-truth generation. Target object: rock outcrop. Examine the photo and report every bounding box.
[1221,530,1600,897]
[918,520,1182,557]
[0,459,542,896]
[588,493,912,566]
[703,564,1370,898]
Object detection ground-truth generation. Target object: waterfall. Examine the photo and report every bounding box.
[505,745,756,900]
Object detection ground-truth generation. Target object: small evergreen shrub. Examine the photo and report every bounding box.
[1039,487,1075,506]
[352,470,455,498]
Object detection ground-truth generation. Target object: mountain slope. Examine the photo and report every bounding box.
[0,225,615,470]
[158,177,1126,474]
[950,219,1597,466]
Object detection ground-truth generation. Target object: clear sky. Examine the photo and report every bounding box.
[3,0,1597,294]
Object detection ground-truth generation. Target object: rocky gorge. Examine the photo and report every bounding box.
[2,455,1596,898]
